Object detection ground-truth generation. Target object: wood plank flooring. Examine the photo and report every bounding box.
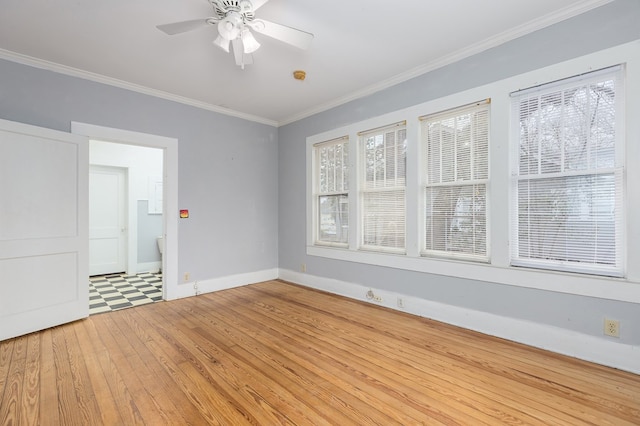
[1,280,639,425]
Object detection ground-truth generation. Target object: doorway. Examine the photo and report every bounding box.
[88,140,164,313]
[72,122,179,302]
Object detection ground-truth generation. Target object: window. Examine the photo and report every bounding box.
[421,101,489,261]
[510,66,624,276]
[314,137,349,246]
[307,43,638,300]
[359,122,407,252]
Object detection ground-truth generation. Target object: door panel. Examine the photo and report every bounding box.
[2,253,78,315]
[0,133,78,240]
[89,166,126,275]
[0,119,88,341]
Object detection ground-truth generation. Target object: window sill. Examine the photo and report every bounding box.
[306,245,640,303]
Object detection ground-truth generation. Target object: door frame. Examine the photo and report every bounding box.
[72,122,178,301]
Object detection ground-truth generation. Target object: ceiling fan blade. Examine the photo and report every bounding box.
[250,0,270,11]
[250,19,313,50]
[231,38,253,67]
[156,19,214,35]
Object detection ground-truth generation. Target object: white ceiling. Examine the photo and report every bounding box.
[0,0,611,126]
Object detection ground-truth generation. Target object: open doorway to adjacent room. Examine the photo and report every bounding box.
[88,141,165,314]
[72,121,179,314]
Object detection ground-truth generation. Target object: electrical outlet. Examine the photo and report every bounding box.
[301,263,306,273]
[397,297,405,308]
[366,289,382,303]
[604,318,620,337]
[183,272,190,282]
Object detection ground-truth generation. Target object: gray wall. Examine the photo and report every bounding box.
[0,59,279,283]
[278,0,640,343]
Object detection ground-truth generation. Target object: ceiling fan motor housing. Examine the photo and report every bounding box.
[208,0,256,22]
[159,0,313,67]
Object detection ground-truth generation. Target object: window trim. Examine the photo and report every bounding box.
[312,136,350,248]
[509,65,625,277]
[420,100,491,262]
[358,122,407,254]
[305,40,640,304]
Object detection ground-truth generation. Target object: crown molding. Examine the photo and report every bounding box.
[0,0,613,128]
[277,0,614,126]
[0,48,278,127]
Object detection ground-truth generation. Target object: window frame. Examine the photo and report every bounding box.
[420,101,491,262]
[312,136,350,248]
[509,66,625,277]
[358,121,407,254]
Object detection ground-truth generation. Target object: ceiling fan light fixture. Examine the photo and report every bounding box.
[217,12,242,40]
[241,28,261,54]
[158,1,314,66]
[213,34,230,52]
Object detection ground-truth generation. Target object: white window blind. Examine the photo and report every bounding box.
[510,66,624,277]
[360,122,406,252]
[421,101,489,260]
[315,137,349,246]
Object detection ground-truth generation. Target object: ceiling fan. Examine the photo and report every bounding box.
[157,0,313,68]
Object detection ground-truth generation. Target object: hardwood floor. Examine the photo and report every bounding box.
[1,280,639,425]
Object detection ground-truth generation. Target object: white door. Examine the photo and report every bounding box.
[89,165,126,276]
[0,119,89,341]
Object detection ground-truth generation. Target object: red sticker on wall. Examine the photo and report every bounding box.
[180,209,189,218]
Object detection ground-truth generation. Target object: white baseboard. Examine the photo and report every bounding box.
[174,268,279,300]
[136,261,161,274]
[278,268,640,374]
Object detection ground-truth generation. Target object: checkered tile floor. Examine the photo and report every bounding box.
[89,272,163,315]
